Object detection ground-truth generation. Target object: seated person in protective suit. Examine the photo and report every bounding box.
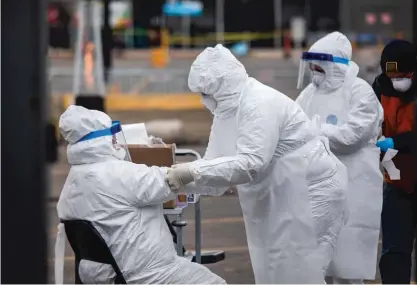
[54,105,225,284]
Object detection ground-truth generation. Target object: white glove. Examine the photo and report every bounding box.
[148,136,165,145]
[165,164,195,192]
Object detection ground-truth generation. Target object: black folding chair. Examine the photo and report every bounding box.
[62,220,127,284]
[164,215,186,255]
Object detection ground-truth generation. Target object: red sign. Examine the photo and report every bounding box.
[365,13,376,25]
[48,7,59,24]
[381,13,392,24]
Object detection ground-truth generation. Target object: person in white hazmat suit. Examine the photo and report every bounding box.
[54,105,226,284]
[165,44,348,284]
[295,32,384,284]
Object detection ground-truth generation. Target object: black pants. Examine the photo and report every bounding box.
[379,183,417,284]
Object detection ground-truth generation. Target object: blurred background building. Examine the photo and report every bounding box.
[48,0,414,50]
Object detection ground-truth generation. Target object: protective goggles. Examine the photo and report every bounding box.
[297,52,350,89]
[77,120,132,161]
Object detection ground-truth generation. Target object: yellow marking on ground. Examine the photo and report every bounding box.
[61,93,204,112]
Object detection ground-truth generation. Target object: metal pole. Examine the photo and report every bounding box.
[74,0,105,112]
[215,0,224,43]
[102,0,112,83]
[73,0,85,95]
[273,0,282,48]
[2,0,48,282]
[304,0,310,34]
[413,0,417,44]
[409,4,417,282]
[176,213,184,256]
[339,0,350,33]
[413,0,417,278]
[182,15,190,49]
[93,1,106,95]
[195,199,202,263]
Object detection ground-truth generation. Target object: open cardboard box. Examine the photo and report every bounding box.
[128,144,186,209]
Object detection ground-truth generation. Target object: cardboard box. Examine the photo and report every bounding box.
[128,144,179,209]
[128,144,176,167]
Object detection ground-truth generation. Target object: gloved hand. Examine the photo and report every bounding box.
[165,164,194,192]
[148,136,165,144]
[376,137,394,152]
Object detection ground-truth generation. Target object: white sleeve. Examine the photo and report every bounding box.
[129,165,176,207]
[181,120,230,196]
[320,81,383,154]
[295,87,309,106]
[180,182,227,196]
[190,94,282,187]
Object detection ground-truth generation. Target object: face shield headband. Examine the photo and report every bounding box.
[77,120,132,161]
[297,52,350,89]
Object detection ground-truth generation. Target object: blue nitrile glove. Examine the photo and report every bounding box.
[376,137,394,152]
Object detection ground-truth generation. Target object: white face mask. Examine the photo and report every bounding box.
[311,71,326,86]
[201,95,217,113]
[391,78,413,92]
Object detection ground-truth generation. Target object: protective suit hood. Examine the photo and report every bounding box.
[308,31,353,91]
[59,105,125,165]
[188,44,249,118]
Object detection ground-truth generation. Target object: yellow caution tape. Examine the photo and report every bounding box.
[113,29,282,45]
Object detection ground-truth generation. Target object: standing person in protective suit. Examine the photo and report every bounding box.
[295,32,384,284]
[54,105,226,284]
[164,44,348,284]
[372,39,417,284]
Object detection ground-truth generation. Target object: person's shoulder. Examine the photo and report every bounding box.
[296,84,315,100]
[88,160,149,180]
[352,76,372,89]
[244,79,292,106]
[239,83,293,124]
[350,77,379,101]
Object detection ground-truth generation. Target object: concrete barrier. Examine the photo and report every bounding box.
[60,93,204,112]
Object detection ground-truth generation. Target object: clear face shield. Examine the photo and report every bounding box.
[77,120,132,161]
[110,121,132,161]
[297,52,350,89]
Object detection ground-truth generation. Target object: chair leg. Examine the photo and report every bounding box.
[75,259,82,284]
[164,215,186,255]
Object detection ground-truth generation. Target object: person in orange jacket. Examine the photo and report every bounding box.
[372,39,417,284]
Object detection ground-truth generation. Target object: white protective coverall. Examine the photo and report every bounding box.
[296,32,384,283]
[54,105,225,284]
[181,44,348,284]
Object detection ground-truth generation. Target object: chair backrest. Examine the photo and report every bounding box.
[62,220,127,284]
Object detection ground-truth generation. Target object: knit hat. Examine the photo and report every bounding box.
[380,40,417,73]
